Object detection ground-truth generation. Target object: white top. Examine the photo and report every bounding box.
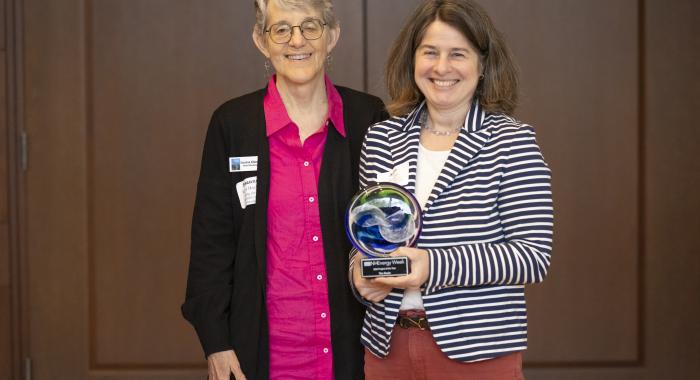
[400,143,450,310]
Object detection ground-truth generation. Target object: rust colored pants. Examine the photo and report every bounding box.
[364,325,524,380]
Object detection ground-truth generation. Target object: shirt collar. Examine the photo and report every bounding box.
[264,75,345,137]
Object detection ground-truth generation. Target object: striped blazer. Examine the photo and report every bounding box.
[353,101,554,363]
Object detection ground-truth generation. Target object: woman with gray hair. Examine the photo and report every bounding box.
[182,1,386,379]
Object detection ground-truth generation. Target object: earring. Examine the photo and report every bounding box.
[479,73,485,80]
[325,54,333,72]
[264,60,272,78]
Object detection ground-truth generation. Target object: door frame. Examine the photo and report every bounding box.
[6,0,27,379]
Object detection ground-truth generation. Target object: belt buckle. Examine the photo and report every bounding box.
[399,316,428,330]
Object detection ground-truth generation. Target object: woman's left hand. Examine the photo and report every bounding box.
[372,247,430,290]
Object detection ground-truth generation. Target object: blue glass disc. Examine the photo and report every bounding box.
[345,183,422,258]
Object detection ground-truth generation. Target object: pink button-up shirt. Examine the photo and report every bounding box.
[264,75,344,380]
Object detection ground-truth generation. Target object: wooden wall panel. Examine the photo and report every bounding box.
[367,0,640,364]
[0,288,10,380]
[1,46,10,380]
[326,0,364,89]
[89,0,254,366]
[0,57,7,283]
[482,0,640,364]
[0,0,8,370]
[0,0,5,49]
[644,0,700,377]
[366,0,418,97]
[3,0,22,376]
[23,0,89,378]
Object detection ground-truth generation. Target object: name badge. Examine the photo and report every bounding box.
[376,161,410,186]
[235,176,257,209]
[229,156,258,172]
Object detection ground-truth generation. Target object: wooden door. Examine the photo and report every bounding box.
[15,0,699,379]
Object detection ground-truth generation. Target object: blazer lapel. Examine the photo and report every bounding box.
[402,103,425,194]
[423,102,491,211]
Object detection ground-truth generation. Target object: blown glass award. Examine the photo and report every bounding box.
[346,183,422,278]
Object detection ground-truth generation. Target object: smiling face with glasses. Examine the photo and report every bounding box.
[253,1,339,88]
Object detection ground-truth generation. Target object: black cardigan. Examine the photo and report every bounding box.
[182,86,387,379]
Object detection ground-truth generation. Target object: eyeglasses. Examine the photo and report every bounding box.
[264,18,327,44]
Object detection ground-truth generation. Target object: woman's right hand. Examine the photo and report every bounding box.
[352,256,393,303]
[207,350,246,380]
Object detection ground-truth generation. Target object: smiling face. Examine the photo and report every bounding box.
[414,19,482,114]
[253,0,339,87]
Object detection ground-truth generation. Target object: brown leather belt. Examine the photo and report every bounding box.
[397,315,430,330]
[397,310,429,330]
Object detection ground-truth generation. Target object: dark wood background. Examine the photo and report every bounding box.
[1,0,698,379]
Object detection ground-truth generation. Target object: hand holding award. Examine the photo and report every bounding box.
[346,183,422,278]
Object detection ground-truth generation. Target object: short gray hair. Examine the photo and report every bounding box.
[254,0,338,35]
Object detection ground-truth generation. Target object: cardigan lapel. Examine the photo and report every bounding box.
[317,122,352,285]
[254,91,271,292]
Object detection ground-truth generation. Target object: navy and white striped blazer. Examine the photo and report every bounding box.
[353,101,553,363]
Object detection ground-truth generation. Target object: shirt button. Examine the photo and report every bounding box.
[323,348,329,354]
[303,161,310,167]
[321,313,327,318]
[312,236,319,242]
[316,274,323,280]
[308,196,315,203]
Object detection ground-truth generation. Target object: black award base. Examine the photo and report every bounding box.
[360,256,411,278]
